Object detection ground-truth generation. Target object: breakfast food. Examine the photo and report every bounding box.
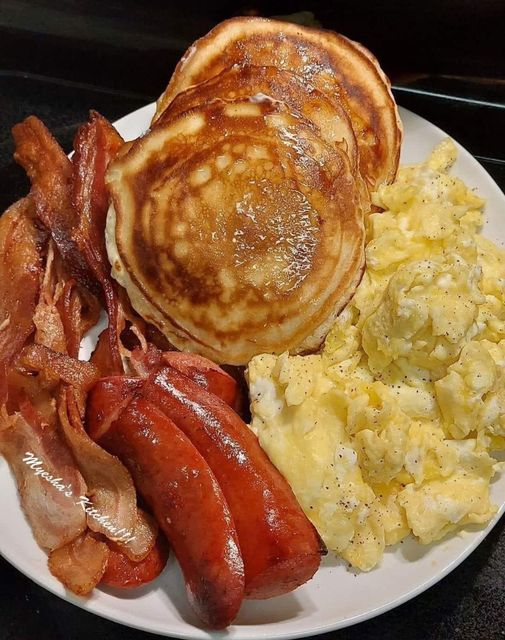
[0,13,501,634]
[161,64,358,163]
[248,140,505,570]
[158,64,367,207]
[140,366,325,598]
[0,408,88,550]
[0,109,323,628]
[107,16,404,364]
[100,533,169,589]
[107,98,364,364]
[87,358,324,604]
[89,388,246,628]
[0,197,42,403]
[154,16,402,190]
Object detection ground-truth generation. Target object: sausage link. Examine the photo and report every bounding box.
[129,347,240,410]
[86,376,142,441]
[93,393,244,628]
[161,352,238,409]
[101,534,169,589]
[143,366,324,599]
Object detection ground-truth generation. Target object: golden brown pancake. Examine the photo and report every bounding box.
[154,17,402,190]
[106,98,364,365]
[160,65,358,174]
[159,64,369,211]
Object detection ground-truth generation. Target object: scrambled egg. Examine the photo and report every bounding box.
[247,140,505,570]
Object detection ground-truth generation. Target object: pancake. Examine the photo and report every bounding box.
[106,98,364,365]
[160,65,358,174]
[153,17,402,190]
[159,64,369,211]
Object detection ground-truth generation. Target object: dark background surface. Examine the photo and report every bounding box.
[0,1,504,639]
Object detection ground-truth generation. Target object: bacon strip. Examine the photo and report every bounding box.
[72,112,124,373]
[57,387,139,546]
[57,276,102,360]
[5,367,55,426]
[113,508,158,562]
[90,328,118,378]
[56,279,83,358]
[4,115,161,598]
[101,532,169,590]
[12,117,99,297]
[72,111,123,282]
[0,197,42,402]
[48,530,109,596]
[32,243,68,353]
[4,114,165,597]
[32,238,101,361]
[20,344,99,393]
[0,406,87,551]
[71,112,174,374]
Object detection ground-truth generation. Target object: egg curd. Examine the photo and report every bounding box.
[247,140,505,570]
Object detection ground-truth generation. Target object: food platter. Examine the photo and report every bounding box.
[1,103,504,639]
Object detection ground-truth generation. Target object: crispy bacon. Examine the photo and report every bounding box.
[57,387,140,546]
[20,344,99,393]
[71,111,172,375]
[48,530,109,596]
[113,508,158,562]
[90,328,118,378]
[33,242,67,353]
[12,117,99,297]
[5,367,56,426]
[101,532,169,590]
[56,279,83,358]
[30,238,101,361]
[56,277,102,360]
[90,312,161,380]
[72,111,123,281]
[0,405,87,550]
[2,114,162,598]
[72,112,124,374]
[0,197,42,402]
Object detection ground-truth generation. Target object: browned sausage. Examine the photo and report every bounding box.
[101,534,169,590]
[142,366,324,599]
[129,347,240,410]
[161,352,238,409]
[90,392,244,628]
[86,376,142,441]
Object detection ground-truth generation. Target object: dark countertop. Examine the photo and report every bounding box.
[1,2,504,639]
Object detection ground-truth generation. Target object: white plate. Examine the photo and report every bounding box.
[1,104,504,639]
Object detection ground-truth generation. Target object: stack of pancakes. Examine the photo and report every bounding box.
[106,17,402,365]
